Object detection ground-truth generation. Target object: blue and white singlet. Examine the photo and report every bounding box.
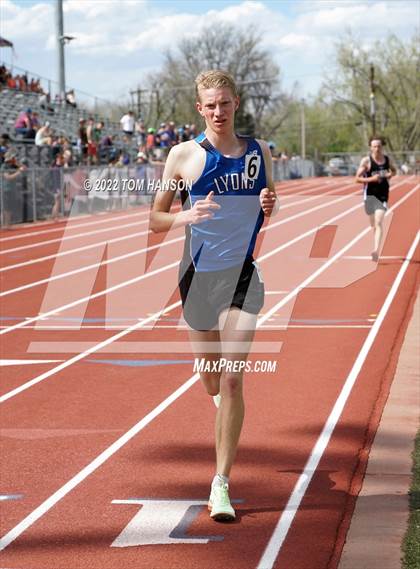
[180,133,267,271]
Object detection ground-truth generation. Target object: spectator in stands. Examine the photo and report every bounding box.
[38,91,54,114]
[268,141,276,156]
[136,150,148,165]
[60,137,72,155]
[120,110,135,137]
[14,108,36,139]
[188,123,197,139]
[78,118,88,164]
[0,134,11,165]
[98,125,113,163]
[0,150,27,229]
[35,121,53,147]
[86,117,98,165]
[0,65,7,87]
[31,111,41,131]
[116,151,130,167]
[7,74,17,89]
[134,151,148,202]
[50,153,64,221]
[146,127,156,156]
[135,119,146,150]
[63,148,73,167]
[19,74,28,91]
[159,121,177,153]
[66,89,77,108]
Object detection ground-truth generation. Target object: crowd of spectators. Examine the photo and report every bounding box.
[121,113,198,162]
[0,64,43,93]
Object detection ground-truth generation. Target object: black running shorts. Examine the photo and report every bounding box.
[364,195,387,215]
[178,257,264,331]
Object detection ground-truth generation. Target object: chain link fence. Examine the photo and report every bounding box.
[0,157,318,227]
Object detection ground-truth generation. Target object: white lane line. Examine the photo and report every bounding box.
[0,359,64,366]
[0,324,372,330]
[0,260,179,337]
[0,228,417,551]
[256,229,420,569]
[0,235,184,298]
[0,209,150,243]
[0,179,415,335]
[265,291,289,295]
[0,369,200,551]
[279,178,354,199]
[0,186,356,295]
[0,183,346,275]
[0,219,149,255]
[259,325,373,329]
[343,255,403,260]
[0,226,153,273]
[0,301,181,403]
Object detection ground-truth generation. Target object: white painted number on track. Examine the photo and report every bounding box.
[111,499,224,546]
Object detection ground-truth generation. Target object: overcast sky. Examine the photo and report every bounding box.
[1,0,418,104]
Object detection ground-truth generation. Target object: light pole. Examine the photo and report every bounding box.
[56,0,65,101]
[56,0,75,102]
[300,98,306,160]
[369,63,376,136]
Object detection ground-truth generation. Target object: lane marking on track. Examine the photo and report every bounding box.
[0,324,375,331]
[1,178,413,330]
[0,226,155,273]
[265,290,289,295]
[343,255,404,260]
[0,371,201,551]
[0,234,184,298]
[0,209,151,243]
[0,199,417,550]
[0,301,181,403]
[0,359,64,366]
[0,218,150,256]
[0,495,24,501]
[0,182,353,276]
[256,229,420,569]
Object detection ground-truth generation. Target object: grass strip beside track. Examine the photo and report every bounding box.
[402,428,420,569]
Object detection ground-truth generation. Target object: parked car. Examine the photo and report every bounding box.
[325,157,357,176]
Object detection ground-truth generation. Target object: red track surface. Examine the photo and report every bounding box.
[0,176,418,569]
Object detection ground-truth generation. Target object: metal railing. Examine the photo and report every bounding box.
[0,163,163,227]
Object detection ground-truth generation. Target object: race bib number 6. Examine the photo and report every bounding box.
[245,153,261,181]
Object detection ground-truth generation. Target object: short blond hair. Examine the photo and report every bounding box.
[195,70,238,101]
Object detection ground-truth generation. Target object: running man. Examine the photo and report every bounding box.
[150,70,278,521]
[355,136,396,262]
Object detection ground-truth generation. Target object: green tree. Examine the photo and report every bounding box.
[144,23,281,135]
[321,31,419,151]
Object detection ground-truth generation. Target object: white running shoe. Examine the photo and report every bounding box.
[208,483,235,521]
[213,393,221,408]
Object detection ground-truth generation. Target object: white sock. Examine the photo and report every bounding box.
[212,473,229,487]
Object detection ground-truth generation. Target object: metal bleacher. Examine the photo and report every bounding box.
[0,88,122,167]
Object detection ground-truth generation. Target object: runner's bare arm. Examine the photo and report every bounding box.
[150,144,220,233]
[388,158,397,178]
[258,139,279,216]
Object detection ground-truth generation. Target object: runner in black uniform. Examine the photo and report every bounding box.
[356,136,396,262]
